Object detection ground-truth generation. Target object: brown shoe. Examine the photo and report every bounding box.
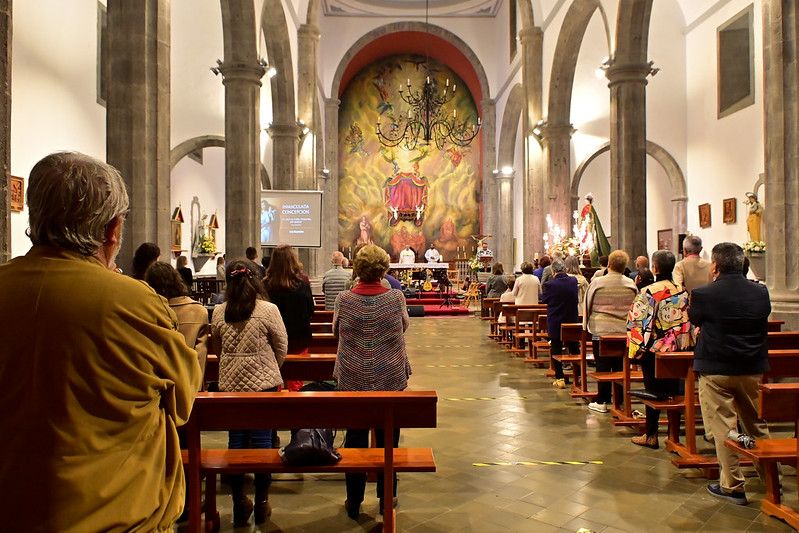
[631,434,659,449]
[254,500,272,524]
[233,496,254,527]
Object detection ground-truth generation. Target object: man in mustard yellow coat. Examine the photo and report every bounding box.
[0,153,202,531]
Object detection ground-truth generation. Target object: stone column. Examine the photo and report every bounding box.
[763,0,799,327]
[106,0,170,270]
[538,121,573,233]
[672,196,687,251]
[319,98,340,272]
[496,170,515,267]
[219,61,265,260]
[0,0,10,263]
[520,26,545,259]
[607,62,650,259]
[297,23,320,275]
[268,123,299,190]
[480,99,497,249]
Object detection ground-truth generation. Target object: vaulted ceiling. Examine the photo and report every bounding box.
[322,0,502,18]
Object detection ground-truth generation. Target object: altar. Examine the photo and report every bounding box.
[389,262,449,271]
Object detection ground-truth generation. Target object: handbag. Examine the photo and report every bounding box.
[279,428,341,466]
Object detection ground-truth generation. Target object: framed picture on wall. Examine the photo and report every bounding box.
[657,229,673,251]
[10,176,23,212]
[723,197,737,224]
[699,203,712,228]
[717,4,755,118]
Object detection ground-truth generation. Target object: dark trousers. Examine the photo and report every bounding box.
[594,339,622,404]
[344,428,400,503]
[640,351,681,437]
[551,338,580,380]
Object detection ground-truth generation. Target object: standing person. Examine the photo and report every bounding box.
[211,260,288,525]
[584,250,639,413]
[399,244,416,264]
[541,251,564,284]
[533,255,551,280]
[175,255,194,291]
[131,241,160,280]
[673,235,712,294]
[424,243,441,263]
[246,246,266,277]
[264,244,315,355]
[690,243,771,505]
[485,262,508,298]
[627,251,694,449]
[323,251,351,310]
[564,255,589,309]
[333,245,411,519]
[146,262,209,381]
[215,255,226,282]
[628,255,649,280]
[542,260,579,389]
[635,267,655,290]
[0,152,201,531]
[512,261,541,305]
[590,255,610,282]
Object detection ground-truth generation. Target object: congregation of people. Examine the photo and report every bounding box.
[489,234,772,506]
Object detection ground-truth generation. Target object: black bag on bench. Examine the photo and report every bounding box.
[279,428,341,466]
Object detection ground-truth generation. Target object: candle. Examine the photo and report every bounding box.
[407,78,411,86]
[426,76,430,84]
[446,78,449,87]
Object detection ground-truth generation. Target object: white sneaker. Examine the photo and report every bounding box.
[588,402,608,413]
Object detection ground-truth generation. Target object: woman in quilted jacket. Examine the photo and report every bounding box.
[210,260,288,526]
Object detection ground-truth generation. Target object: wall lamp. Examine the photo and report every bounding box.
[210,59,224,76]
[258,57,278,78]
[297,119,311,139]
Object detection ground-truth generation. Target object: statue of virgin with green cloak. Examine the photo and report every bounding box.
[576,193,611,267]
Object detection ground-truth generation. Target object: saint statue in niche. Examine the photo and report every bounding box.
[744,192,763,242]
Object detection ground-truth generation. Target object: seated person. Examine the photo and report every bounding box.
[496,277,516,324]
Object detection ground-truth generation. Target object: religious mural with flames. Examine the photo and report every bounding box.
[338,54,481,260]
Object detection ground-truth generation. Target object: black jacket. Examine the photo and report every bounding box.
[266,280,315,354]
[541,273,579,340]
[689,272,770,375]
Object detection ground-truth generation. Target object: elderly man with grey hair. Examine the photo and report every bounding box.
[323,250,352,310]
[0,152,202,531]
[674,235,712,294]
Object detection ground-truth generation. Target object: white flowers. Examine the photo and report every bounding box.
[743,241,766,254]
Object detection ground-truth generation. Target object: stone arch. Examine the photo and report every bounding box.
[614,0,653,65]
[261,0,296,124]
[497,83,525,167]
[170,135,271,189]
[518,0,535,30]
[546,0,611,127]
[306,0,320,25]
[331,22,490,101]
[570,140,687,237]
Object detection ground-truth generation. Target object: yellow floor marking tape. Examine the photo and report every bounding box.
[425,364,495,368]
[443,396,528,401]
[473,460,604,467]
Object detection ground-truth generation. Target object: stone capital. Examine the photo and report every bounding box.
[268,123,302,139]
[325,98,341,111]
[218,61,266,85]
[298,23,321,41]
[535,121,574,141]
[605,63,652,87]
[518,26,543,45]
[494,171,515,182]
[480,98,496,111]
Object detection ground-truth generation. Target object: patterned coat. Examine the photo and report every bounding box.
[211,300,288,392]
[333,289,411,391]
[627,279,695,359]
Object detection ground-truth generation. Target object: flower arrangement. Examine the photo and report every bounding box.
[199,236,216,254]
[743,241,766,254]
[543,214,581,257]
[469,255,482,272]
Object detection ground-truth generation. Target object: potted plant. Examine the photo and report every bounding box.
[743,240,766,281]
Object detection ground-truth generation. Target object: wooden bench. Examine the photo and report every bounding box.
[184,391,438,533]
[204,354,336,385]
[480,297,498,321]
[725,383,799,529]
[309,332,338,354]
[313,310,334,323]
[310,322,333,334]
[769,320,786,332]
[656,349,799,475]
[557,323,595,399]
[768,331,799,350]
[587,335,644,426]
[514,306,548,365]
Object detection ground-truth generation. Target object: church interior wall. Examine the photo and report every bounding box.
[9,0,107,259]
[685,0,764,253]
[171,147,226,275]
[512,112,525,269]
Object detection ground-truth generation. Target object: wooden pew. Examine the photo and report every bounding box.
[309,332,338,354]
[656,349,799,474]
[313,310,334,323]
[767,331,799,350]
[558,324,596,399]
[725,383,799,529]
[480,297,498,321]
[311,322,333,334]
[184,391,438,533]
[588,335,644,426]
[515,306,549,366]
[769,320,785,332]
[204,354,336,385]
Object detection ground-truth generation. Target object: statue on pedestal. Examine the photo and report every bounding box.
[745,192,763,242]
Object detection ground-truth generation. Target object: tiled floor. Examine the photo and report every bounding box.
[184,315,797,532]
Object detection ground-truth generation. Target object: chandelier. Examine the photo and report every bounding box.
[374,1,481,150]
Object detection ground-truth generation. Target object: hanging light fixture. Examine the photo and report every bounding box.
[375,0,481,150]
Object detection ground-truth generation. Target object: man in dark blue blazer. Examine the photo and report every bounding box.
[542,259,579,389]
[689,242,771,506]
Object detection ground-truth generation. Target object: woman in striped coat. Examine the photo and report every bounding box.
[333,244,411,519]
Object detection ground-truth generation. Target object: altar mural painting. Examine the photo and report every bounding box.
[338,54,481,261]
